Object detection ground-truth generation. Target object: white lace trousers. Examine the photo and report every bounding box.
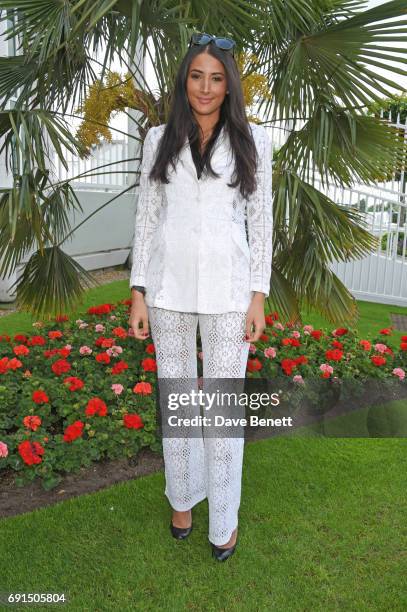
[147,306,250,546]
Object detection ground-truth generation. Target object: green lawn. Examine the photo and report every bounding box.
[1,436,406,610]
[1,279,406,610]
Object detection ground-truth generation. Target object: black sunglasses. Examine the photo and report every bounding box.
[188,32,236,58]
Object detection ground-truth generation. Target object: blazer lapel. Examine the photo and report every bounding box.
[179,125,228,179]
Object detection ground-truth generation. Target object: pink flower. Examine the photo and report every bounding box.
[291,331,301,339]
[374,343,388,354]
[111,383,124,395]
[293,374,304,384]
[320,363,333,374]
[79,323,88,329]
[264,347,276,359]
[107,345,123,357]
[274,322,285,331]
[110,315,117,321]
[79,345,93,355]
[95,324,105,333]
[249,343,257,354]
[303,325,314,335]
[76,319,84,325]
[0,441,8,458]
[392,368,405,380]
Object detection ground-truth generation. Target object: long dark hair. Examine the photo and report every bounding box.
[148,43,259,199]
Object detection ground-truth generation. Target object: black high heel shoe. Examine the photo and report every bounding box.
[211,541,237,561]
[211,529,238,561]
[170,510,193,540]
[170,521,193,539]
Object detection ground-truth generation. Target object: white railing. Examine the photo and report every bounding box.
[314,170,407,305]
[51,139,130,191]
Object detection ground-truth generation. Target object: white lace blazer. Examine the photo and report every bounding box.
[129,122,273,314]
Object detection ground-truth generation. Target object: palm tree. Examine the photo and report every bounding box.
[0,0,406,323]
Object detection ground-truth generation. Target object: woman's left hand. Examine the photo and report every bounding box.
[245,292,266,343]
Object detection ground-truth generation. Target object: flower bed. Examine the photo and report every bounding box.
[0,303,406,490]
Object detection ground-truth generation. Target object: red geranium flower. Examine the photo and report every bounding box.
[43,348,60,359]
[95,336,115,348]
[95,352,111,364]
[23,415,42,431]
[311,330,323,340]
[260,333,269,342]
[48,330,63,340]
[63,420,85,442]
[63,377,85,391]
[281,358,296,375]
[325,349,343,361]
[51,359,71,376]
[111,360,129,375]
[247,358,262,372]
[0,357,9,373]
[401,342,407,351]
[282,337,301,347]
[85,397,108,416]
[87,303,113,315]
[294,355,308,365]
[32,390,49,404]
[142,358,157,372]
[332,340,343,349]
[112,327,127,338]
[13,345,30,356]
[14,334,28,344]
[28,336,46,346]
[55,314,69,322]
[359,340,371,351]
[371,355,386,366]
[18,440,45,465]
[6,358,23,370]
[133,381,153,394]
[333,328,348,337]
[379,328,392,335]
[145,343,155,354]
[123,413,144,429]
[58,347,71,358]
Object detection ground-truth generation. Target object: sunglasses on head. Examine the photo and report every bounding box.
[188,32,236,58]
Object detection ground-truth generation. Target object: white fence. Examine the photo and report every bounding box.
[52,139,130,191]
[314,180,407,306]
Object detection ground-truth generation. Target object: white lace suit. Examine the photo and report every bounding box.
[130,122,273,546]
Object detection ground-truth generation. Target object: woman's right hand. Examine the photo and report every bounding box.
[129,292,150,340]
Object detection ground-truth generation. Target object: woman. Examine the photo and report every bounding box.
[129,32,273,561]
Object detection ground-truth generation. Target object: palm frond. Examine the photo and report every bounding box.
[0,109,87,174]
[257,0,407,120]
[274,170,380,267]
[278,109,407,188]
[11,246,98,319]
